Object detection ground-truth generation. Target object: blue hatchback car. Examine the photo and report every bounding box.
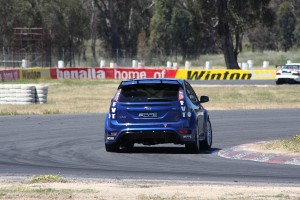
[105,78,212,153]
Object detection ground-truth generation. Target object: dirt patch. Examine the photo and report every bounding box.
[0,178,300,200]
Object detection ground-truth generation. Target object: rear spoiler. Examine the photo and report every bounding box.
[119,79,182,88]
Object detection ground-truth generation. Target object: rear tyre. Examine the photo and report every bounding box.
[185,126,200,153]
[200,118,212,150]
[105,143,119,152]
[127,143,134,149]
[122,142,134,150]
[276,80,283,85]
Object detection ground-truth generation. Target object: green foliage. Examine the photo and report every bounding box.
[0,0,31,46]
[28,174,67,184]
[265,134,300,153]
[94,0,152,60]
[43,110,61,115]
[175,0,275,69]
[170,7,197,57]
[248,24,277,51]
[294,23,300,47]
[150,0,174,55]
[2,0,300,68]
[278,2,296,51]
[294,134,300,141]
[0,0,90,67]
[0,111,19,116]
[149,0,216,63]
[41,0,90,65]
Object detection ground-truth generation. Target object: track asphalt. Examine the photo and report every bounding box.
[218,142,300,166]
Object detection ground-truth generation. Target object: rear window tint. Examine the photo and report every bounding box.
[283,65,300,70]
[119,84,179,102]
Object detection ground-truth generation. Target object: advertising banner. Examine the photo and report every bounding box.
[110,68,177,79]
[50,68,178,79]
[0,67,278,82]
[175,69,276,80]
[50,68,111,79]
[0,69,20,82]
[249,70,276,80]
[20,68,51,79]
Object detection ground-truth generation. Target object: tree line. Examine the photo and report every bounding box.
[0,0,299,69]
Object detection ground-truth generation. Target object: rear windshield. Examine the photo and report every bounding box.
[119,84,179,102]
[282,65,300,70]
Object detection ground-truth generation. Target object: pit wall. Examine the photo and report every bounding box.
[0,67,276,82]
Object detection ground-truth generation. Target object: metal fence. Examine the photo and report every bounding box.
[0,46,207,68]
[0,47,47,68]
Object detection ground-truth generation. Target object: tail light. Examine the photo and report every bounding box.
[179,129,190,134]
[178,88,184,101]
[113,89,121,102]
[276,71,281,75]
[292,72,300,76]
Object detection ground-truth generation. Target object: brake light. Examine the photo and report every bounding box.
[276,71,281,75]
[178,88,184,101]
[292,72,300,76]
[179,129,190,134]
[113,89,121,102]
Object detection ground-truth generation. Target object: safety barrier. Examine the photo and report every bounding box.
[0,84,48,105]
[0,67,276,81]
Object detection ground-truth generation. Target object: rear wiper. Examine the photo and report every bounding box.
[147,98,173,102]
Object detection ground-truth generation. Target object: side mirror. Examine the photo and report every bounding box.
[199,95,209,103]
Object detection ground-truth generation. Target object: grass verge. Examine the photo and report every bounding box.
[1,79,300,115]
[263,134,300,153]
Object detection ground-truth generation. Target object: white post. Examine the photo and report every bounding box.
[242,62,248,70]
[21,59,27,68]
[247,60,253,69]
[58,60,64,68]
[287,60,292,64]
[3,47,5,68]
[110,62,116,68]
[172,62,178,69]
[132,60,138,68]
[138,62,143,68]
[185,61,191,70]
[263,61,269,69]
[205,61,211,70]
[100,60,106,68]
[167,61,172,68]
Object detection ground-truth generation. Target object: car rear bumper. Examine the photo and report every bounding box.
[276,75,300,83]
[118,130,186,145]
[276,77,300,84]
[105,122,196,145]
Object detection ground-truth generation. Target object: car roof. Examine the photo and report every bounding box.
[118,78,185,88]
[285,63,300,65]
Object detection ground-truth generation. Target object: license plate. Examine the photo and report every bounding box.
[138,112,158,118]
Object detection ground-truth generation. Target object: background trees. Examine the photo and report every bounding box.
[93,0,152,65]
[36,0,90,66]
[277,2,296,51]
[177,0,274,69]
[0,0,299,68]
